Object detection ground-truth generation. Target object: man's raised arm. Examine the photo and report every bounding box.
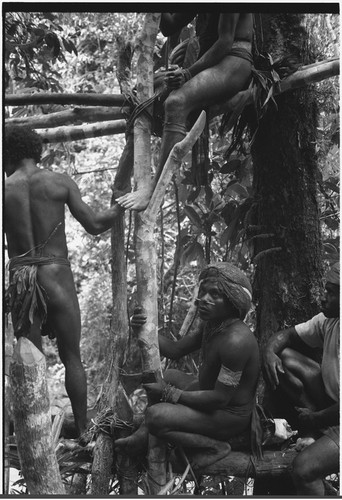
[159,328,202,360]
[66,177,123,235]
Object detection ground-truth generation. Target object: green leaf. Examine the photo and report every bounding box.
[226,182,249,199]
[184,205,203,229]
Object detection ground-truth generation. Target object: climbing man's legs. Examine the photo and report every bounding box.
[116,53,252,211]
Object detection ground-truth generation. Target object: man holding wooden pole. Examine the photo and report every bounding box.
[5,124,124,439]
[115,262,261,467]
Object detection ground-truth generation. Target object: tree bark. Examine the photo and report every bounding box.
[4,323,14,495]
[133,12,166,494]
[89,136,134,497]
[9,337,65,495]
[251,14,323,416]
[90,433,114,495]
[5,106,128,129]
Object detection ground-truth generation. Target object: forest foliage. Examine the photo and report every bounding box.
[5,10,339,414]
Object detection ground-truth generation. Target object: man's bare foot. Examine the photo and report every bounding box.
[112,185,131,201]
[116,186,153,211]
[114,433,148,456]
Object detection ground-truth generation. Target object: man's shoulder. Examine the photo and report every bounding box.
[220,320,256,346]
[34,169,74,188]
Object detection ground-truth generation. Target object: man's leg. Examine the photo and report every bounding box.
[146,402,249,442]
[39,266,88,437]
[117,54,252,210]
[114,369,196,455]
[291,433,339,495]
[279,348,332,410]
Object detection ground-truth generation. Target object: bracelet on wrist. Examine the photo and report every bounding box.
[161,383,183,404]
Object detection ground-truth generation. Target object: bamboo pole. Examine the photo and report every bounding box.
[9,337,65,494]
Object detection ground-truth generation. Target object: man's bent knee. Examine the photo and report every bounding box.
[292,452,320,484]
[164,91,187,119]
[145,404,170,436]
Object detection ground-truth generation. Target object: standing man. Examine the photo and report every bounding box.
[115,262,260,466]
[264,262,339,495]
[116,12,253,211]
[5,125,124,438]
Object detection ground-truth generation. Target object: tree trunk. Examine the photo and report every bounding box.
[90,137,135,496]
[9,337,65,495]
[90,433,114,495]
[133,12,166,494]
[251,13,323,433]
[252,12,323,343]
[4,322,14,495]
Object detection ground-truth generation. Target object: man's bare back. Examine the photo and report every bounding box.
[5,125,123,438]
[6,166,70,259]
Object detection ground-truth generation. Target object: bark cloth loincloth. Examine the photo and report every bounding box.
[6,254,70,339]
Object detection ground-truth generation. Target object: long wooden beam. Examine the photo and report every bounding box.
[171,448,297,478]
[5,106,129,129]
[38,120,126,143]
[4,58,339,143]
[5,93,126,106]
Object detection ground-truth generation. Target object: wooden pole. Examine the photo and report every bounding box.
[37,119,126,143]
[171,447,297,478]
[9,337,65,495]
[133,12,166,494]
[5,93,126,106]
[5,106,128,129]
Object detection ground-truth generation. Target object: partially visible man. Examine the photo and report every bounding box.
[117,12,253,211]
[115,262,260,465]
[264,262,340,495]
[5,125,124,438]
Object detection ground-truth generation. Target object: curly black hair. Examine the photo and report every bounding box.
[5,125,43,164]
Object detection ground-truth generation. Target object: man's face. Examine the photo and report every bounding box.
[321,282,340,318]
[197,278,231,321]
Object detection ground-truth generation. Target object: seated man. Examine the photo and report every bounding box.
[115,262,260,467]
[5,125,124,438]
[117,12,253,211]
[264,262,340,495]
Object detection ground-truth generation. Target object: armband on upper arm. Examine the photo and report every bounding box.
[217,365,242,387]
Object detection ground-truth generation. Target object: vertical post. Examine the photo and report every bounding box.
[133,13,167,493]
[10,337,65,494]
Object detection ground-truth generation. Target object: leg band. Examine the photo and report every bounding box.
[163,121,187,136]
